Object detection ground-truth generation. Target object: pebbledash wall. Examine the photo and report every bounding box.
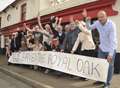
[0,0,96,28]
[109,0,120,52]
[0,0,41,28]
[0,0,120,53]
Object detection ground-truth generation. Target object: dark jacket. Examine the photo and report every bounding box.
[10,38,19,52]
[62,27,80,52]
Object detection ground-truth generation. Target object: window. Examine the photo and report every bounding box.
[7,14,11,21]
[0,17,1,28]
[21,3,26,21]
[50,0,70,6]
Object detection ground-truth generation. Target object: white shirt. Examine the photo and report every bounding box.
[88,19,117,56]
[39,30,53,44]
[72,21,95,51]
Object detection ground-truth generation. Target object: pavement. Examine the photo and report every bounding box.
[0,55,120,88]
[0,71,33,88]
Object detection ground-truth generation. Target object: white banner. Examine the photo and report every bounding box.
[8,51,109,82]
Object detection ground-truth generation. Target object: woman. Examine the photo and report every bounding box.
[71,20,95,55]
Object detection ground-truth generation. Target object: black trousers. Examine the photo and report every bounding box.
[44,42,52,51]
[80,50,96,57]
[114,53,120,74]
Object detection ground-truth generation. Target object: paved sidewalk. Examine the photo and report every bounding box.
[0,55,120,88]
[0,71,33,88]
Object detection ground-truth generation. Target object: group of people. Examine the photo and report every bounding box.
[6,10,96,58]
[5,9,117,88]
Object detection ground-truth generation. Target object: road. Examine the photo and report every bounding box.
[0,71,33,88]
[0,55,120,88]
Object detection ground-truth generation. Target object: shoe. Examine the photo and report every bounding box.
[103,85,110,88]
[44,69,50,74]
[93,81,104,85]
[33,65,38,70]
[79,77,88,81]
[114,71,120,74]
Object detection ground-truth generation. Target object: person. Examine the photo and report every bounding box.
[32,40,44,51]
[32,39,44,70]
[24,23,43,44]
[5,45,11,59]
[37,15,53,51]
[5,37,11,60]
[61,16,80,53]
[83,9,117,88]
[64,24,70,34]
[16,28,24,49]
[19,38,28,51]
[50,16,65,50]
[71,20,95,54]
[71,19,95,81]
[10,32,19,52]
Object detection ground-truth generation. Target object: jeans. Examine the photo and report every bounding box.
[98,49,116,85]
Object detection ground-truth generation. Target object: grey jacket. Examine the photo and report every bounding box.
[62,27,80,52]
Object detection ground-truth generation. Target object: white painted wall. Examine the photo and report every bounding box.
[0,0,27,28]
[26,0,40,20]
[39,0,96,16]
[109,0,120,52]
[0,0,96,28]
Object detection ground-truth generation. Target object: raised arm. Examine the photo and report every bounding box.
[82,9,97,30]
[58,17,62,26]
[54,17,59,28]
[76,21,90,35]
[23,23,33,32]
[37,16,44,31]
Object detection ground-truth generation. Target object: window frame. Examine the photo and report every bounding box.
[21,3,27,21]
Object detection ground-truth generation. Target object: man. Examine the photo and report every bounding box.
[83,9,117,88]
[62,21,80,53]
[10,32,19,52]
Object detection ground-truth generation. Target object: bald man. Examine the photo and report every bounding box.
[83,10,117,88]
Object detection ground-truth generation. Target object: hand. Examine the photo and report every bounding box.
[87,16,91,20]
[23,23,26,26]
[8,53,11,57]
[70,16,74,22]
[16,28,20,31]
[107,55,112,63]
[59,17,62,21]
[75,20,80,25]
[71,50,74,54]
[60,49,64,52]
[55,17,59,21]
[85,16,91,21]
[82,9,87,17]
